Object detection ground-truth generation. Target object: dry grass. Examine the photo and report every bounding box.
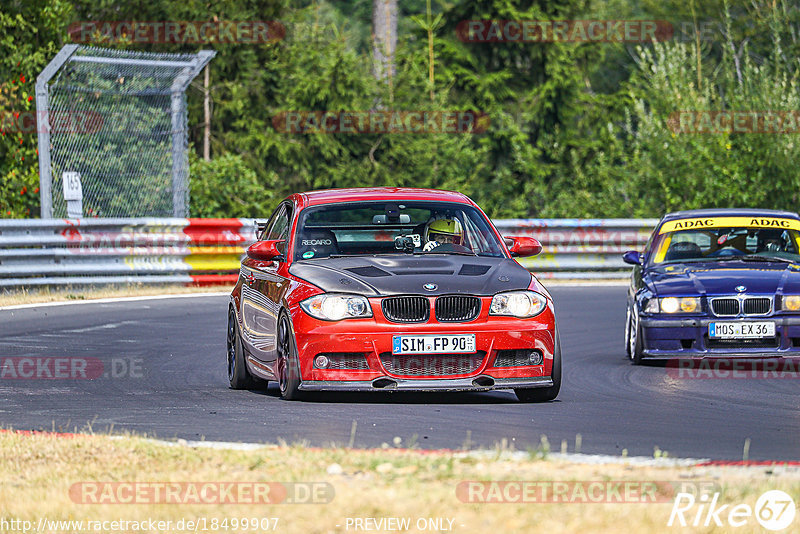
[0,432,797,533]
[0,284,230,307]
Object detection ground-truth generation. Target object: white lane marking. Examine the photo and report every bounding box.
[0,292,230,312]
[62,320,139,334]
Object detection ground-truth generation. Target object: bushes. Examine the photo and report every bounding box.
[4,1,800,219]
[189,154,277,218]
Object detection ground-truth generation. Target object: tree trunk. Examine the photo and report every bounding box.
[372,0,398,85]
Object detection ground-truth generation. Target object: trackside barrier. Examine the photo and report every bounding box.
[0,218,255,288]
[0,218,658,288]
[494,219,659,279]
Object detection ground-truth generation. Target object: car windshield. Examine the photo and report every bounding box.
[293,201,505,260]
[651,224,800,264]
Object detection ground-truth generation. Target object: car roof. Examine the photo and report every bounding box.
[662,208,800,221]
[298,187,473,207]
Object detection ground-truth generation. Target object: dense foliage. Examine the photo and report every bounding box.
[1,0,798,219]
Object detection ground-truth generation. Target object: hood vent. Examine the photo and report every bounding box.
[390,269,454,276]
[346,266,392,277]
[459,264,491,276]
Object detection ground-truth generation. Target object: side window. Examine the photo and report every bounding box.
[642,223,660,262]
[259,205,281,241]
[264,204,292,256]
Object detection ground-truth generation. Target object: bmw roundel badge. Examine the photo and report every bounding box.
[735,285,746,293]
[423,283,437,291]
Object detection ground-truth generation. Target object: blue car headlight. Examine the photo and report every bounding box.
[645,297,701,314]
[782,295,800,311]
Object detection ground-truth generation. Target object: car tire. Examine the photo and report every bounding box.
[624,306,632,360]
[628,311,645,365]
[228,307,257,389]
[515,331,561,403]
[277,312,303,401]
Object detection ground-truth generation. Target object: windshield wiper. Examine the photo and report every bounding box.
[663,256,733,264]
[324,253,402,259]
[737,254,797,264]
[425,250,477,256]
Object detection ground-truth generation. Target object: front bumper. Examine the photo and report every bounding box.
[289,298,557,383]
[299,375,553,392]
[640,315,800,358]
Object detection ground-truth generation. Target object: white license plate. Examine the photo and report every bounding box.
[708,322,775,339]
[392,334,476,355]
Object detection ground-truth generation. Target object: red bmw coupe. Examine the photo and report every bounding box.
[228,188,560,402]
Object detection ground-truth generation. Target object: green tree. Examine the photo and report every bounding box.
[0,0,71,218]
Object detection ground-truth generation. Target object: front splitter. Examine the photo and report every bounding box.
[298,375,553,392]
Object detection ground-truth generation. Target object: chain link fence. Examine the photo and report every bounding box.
[36,45,214,218]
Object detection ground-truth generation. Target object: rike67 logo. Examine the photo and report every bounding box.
[669,490,796,531]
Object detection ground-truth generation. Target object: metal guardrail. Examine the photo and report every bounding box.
[0,218,658,288]
[0,218,255,288]
[496,219,659,279]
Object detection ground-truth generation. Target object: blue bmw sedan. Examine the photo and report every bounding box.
[623,209,800,363]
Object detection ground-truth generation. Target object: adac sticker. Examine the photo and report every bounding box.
[303,251,315,259]
[659,216,800,233]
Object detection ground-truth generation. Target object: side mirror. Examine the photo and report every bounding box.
[504,236,542,257]
[622,250,643,265]
[247,240,284,261]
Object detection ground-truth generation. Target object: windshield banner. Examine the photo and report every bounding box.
[659,217,800,234]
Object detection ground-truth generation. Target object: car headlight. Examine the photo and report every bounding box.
[658,296,700,313]
[300,294,372,321]
[783,295,800,311]
[489,291,547,318]
[643,298,659,314]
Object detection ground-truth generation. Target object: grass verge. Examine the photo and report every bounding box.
[0,284,230,307]
[0,432,797,533]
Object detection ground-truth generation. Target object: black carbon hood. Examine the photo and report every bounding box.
[289,255,532,296]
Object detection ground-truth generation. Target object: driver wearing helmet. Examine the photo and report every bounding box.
[423,218,464,251]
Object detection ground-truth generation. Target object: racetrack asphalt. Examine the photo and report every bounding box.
[1,286,798,461]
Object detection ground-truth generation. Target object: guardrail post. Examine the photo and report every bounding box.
[36,45,79,219]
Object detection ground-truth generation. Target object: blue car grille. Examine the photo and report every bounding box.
[710,297,772,316]
[711,298,738,316]
[743,297,771,315]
